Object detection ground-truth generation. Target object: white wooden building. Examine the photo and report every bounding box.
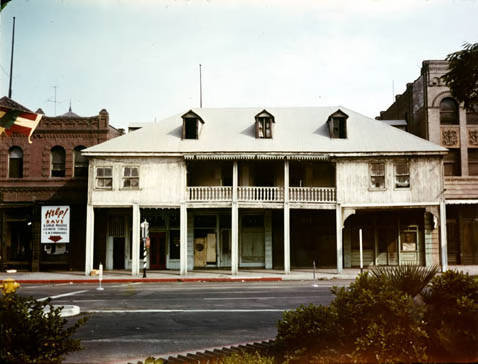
[82,107,448,275]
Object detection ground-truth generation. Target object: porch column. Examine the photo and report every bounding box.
[231,160,239,275]
[180,203,188,275]
[284,159,290,274]
[336,203,343,273]
[440,200,448,271]
[85,204,94,276]
[131,203,140,275]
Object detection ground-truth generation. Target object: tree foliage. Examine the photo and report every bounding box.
[442,42,478,109]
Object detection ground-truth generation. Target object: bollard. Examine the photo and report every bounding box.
[143,241,147,278]
[312,260,316,280]
[97,263,104,291]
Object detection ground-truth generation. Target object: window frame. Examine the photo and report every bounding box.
[440,97,459,125]
[73,146,88,178]
[369,162,386,190]
[8,146,23,178]
[95,166,113,190]
[121,165,140,190]
[50,146,66,178]
[394,161,410,189]
[400,225,419,252]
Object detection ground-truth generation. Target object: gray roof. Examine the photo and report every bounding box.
[381,119,407,127]
[84,106,446,155]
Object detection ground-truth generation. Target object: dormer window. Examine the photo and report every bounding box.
[181,110,204,140]
[255,110,275,139]
[327,109,349,139]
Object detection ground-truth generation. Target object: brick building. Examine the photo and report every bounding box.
[378,60,478,265]
[0,96,123,271]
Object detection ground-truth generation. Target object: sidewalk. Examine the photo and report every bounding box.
[0,268,360,284]
[2,265,476,284]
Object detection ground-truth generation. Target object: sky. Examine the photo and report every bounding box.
[0,0,477,130]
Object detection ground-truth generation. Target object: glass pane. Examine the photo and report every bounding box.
[104,168,112,177]
[395,162,409,175]
[370,163,385,176]
[97,168,104,177]
[105,178,112,187]
[124,167,130,177]
[130,178,139,188]
[400,231,417,251]
[371,176,385,188]
[123,178,130,188]
[169,230,180,259]
[131,168,138,177]
[96,178,104,187]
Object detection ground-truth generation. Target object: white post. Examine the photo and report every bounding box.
[180,203,188,275]
[97,262,104,291]
[85,204,95,276]
[284,159,290,274]
[359,228,363,273]
[132,203,140,275]
[336,204,343,274]
[440,200,448,272]
[231,161,239,275]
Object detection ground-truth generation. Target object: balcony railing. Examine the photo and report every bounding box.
[289,187,336,203]
[238,186,284,202]
[187,186,336,203]
[187,186,232,201]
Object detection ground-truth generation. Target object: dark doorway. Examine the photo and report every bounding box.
[113,238,125,269]
[150,232,166,269]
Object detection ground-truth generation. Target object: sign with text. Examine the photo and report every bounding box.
[41,206,70,243]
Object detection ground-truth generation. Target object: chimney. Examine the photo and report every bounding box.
[99,109,109,128]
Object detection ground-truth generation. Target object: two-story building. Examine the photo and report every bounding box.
[83,107,447,275]
[0,96,123,271]
[378,60,478,266]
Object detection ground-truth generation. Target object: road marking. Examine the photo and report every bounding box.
[204,295,318,300]
[37,290,88,302]
[86,308,287,313]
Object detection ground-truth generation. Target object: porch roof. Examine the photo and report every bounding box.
[83,106,446,156]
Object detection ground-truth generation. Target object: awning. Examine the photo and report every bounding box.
[184,153,330,161]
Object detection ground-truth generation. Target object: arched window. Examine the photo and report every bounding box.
[51,146,66,177]
[74,145,88,177]
[8,146,23,178]
[440,98,459,125]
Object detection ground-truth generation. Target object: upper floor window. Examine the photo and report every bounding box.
[394,161,410,188]
[466,103,478,125]
[440,98,459,125]
[122,166,139,189]
[255,110,275,139]
[468,149,478,176]
[96,166,112,189]
[369,162,385,189]
[74,146,88,177]
[8,146,23,178]
[327,109,349,138]
[181,110,204,139]
[51,146,66,177]
[444,149,461,176]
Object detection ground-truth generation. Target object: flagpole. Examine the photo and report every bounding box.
[8,16,15,98]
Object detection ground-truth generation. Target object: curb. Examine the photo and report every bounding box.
[13,277,284,284]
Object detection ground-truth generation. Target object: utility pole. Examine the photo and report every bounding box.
[199,64,203,108]
[8,17,15,98]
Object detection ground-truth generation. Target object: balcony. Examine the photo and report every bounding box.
[186,186,336,203]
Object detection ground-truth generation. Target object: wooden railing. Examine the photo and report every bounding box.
[187,186,336,203]
[238,186,284,201]
[289,187,336,203]
[187,186,232,201]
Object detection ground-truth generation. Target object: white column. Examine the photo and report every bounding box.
[105,237,113,270]
[440,200,448,272]
[180,203,188,275]
[284,159,290,274]
[336,204,343,273]
[231,161,239,275]
[131,203,140,275]
[85,204,94,276]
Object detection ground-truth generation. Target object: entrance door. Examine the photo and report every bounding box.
[220,229,231,267]
[377,227,398,265]
[149,232,166,269]
[113,237,125,269]
[241,215,265,267]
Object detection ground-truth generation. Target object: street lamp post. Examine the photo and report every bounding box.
[140,220,149,278]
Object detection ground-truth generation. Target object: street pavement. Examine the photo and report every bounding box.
[16,280,351,364]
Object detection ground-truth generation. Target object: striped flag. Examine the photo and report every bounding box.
[0,106,42,143]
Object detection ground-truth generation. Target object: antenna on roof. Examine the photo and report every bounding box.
[199,64,203,108]
[47,85,63,116]
[8,17,15,98]
[68,99,72,112]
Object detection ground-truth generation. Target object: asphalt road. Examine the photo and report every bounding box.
[17,280,350,364]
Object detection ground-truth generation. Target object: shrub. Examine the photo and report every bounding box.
[220,351,274,364]
[424,270,478,361]
[370,264,439,297]
[276,272,429,363]
[0,292,88,364]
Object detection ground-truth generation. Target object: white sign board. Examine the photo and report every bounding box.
[41,206,70,243]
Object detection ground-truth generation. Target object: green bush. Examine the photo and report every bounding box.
[0,292,88,364]
[424,270,478,361]
[220,351,274,364]
[276,272,430,363]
